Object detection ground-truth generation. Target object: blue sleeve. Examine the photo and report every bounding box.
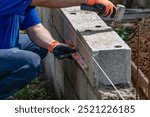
[0,0,32,15]
[20,7,41,30]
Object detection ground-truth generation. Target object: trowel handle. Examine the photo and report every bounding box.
[81,4,98,12]
[81,4,106,15]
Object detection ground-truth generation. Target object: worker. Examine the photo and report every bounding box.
[0,0,116,99]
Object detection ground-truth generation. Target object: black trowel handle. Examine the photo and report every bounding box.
[81,4,106,15]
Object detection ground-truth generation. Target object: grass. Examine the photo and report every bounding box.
[115,27,135,41]
[15,77,56,100]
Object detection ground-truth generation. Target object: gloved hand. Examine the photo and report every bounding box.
[86,0,116,18]
[48,40,76,59]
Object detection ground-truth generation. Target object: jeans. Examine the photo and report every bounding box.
[0,34,48,99]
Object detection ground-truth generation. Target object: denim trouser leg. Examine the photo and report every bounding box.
[0,34,48,99]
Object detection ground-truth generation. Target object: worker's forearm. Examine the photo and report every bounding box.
[31,0,87,8]
[27,24,54,49]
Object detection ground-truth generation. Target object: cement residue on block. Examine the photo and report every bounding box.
[99,84,136,100]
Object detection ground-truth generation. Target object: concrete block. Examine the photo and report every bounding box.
[54,59,65,99]
[52,9,65,40]
[94,49,131,85]
[40,8,53,31]
[63,60,89,99]
[44,53,55,82]
[61,7,131,85]
[65,77,79,100]
[71,62,88,100]
[87,85,98,100]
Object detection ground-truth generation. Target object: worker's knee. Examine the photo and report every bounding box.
[0,48,41,76]
[19,50,41,74]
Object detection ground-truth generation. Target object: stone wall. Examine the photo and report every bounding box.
[38,7,135,100]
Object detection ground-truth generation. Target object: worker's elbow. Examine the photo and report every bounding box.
[27,24,43,33]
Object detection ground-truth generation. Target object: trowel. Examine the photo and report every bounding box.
[81,4,125,22]
[114,4,125,22]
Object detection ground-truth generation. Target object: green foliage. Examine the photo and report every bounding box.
[15,77,51,100]
[115,27,135,41]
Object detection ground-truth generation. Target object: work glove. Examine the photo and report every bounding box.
[48,40,76,59]
[85,0,117,18]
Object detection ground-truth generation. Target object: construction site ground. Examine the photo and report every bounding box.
[109,18,150,78]
[14,65,57,100]
[108,18,150,99]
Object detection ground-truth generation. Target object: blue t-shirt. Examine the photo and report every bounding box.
[0,0,40,49]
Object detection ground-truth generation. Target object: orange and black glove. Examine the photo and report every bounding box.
[81,0,116,18]
[48,40,76,59]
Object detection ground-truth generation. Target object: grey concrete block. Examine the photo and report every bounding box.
[40,8,53,31]
[87,85,98,100]
[54,60,65,99]
[94,49,131,85]
[63,60,88,100]
[65,77,79,100]
[44,53,55,82]
[71,62,88,100]
[61,7,131,85]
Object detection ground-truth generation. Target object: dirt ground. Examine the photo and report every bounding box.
[109,18,150,78]
[127,19,150,78]
[108,18,150,99]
